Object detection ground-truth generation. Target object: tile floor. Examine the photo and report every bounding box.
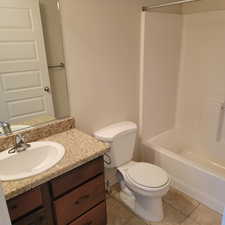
[106,185,222,225]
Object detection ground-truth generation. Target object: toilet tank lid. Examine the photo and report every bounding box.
[94,121,137,142]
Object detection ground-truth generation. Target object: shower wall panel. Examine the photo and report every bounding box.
[176,10,225,162]
[141,12,182,140]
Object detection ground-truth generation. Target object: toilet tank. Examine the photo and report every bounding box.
[94,121,137,168]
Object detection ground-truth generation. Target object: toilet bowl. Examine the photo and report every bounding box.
[94,121,170,222]
[117,161,170,222]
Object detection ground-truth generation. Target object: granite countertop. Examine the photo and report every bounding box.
[1,128,109,200]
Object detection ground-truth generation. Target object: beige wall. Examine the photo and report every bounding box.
[141,0,182,7]
[60,0,177,134]
[151,5,182,14]
[143,0,225,14]
[42,0,183,122]
[60,0,142,135]
[182,0,225,14]
[60,0,225,167]
[59,0,180,163]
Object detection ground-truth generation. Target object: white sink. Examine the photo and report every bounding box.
[0,141,65,181]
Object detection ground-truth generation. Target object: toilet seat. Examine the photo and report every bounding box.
[126,162,169,189]
[117,161,170,221]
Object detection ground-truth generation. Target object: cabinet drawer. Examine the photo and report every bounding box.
[7,187,42,221]
[54,175,105,225]
[13,208,47,225]
[69,201,106,225]
[51,157,104,198]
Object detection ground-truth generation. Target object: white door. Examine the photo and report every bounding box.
[0,0,54,123]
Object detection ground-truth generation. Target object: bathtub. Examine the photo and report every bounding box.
[142,129,225,214]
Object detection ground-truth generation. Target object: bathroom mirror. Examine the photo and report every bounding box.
[0,0,70,135]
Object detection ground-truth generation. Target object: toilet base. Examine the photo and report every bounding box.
[117,162,169,222]
[119,187,164,222]
[135,193,164,222]
[120,189,135,211]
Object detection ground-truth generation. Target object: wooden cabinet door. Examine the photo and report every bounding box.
[54,175,105,225]
[13,209,47,225]
[51,157,104,198]
[7,187,42,221]
[68,202,106,225]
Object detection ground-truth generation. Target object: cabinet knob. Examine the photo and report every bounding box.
[74,194,90,205]
[44,87,50,92]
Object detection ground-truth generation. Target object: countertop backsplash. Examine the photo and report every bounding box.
[0,117,75,152]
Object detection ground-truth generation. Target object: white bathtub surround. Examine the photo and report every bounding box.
[142,129,225,214]
[140,11,182,141]
[140,6,225,214]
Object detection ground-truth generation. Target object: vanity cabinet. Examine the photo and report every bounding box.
[7,157,106,225]
[54,175,105,225]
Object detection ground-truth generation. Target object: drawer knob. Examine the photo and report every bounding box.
[74,194,90,205]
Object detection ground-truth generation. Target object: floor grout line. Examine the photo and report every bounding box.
[107,195,136,225]
[178,202,202,225]
[162,200,189,221]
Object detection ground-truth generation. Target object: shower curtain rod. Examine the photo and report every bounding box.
[142,0,200,11]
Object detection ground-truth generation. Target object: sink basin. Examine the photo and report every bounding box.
[0,141,65,181]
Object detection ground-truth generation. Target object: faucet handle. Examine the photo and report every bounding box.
[14,134,30,153]
[0,121,12,135]
[15,134,26,144]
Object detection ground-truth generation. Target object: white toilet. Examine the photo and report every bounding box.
[94,121,170,222]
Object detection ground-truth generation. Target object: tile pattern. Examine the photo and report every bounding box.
[107,197,134,225]
[163,188,200,216]
[189,204,222,225]
[107,185,222,225]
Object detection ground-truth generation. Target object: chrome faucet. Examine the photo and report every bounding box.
[8,134,31,154]
[0,121,12,135]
